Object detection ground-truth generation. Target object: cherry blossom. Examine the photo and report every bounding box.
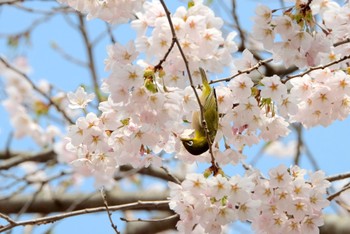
[1,57,68,146]
[39,1,350,232]
[67,86,95,109]
[169,165,330,234]
[57,0,144,24]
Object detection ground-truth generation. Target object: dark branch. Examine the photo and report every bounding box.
[0,199,170,233]
[0,190,169,214]
[125,212,178,234]
[0,149,57,170]
[77,13,102,103]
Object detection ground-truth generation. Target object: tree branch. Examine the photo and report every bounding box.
[77,13,102,103]
[327,172,350,182]
[0,200,170,233]
[327,184,350,201]
[124,212,178,234]
[284,54,350,82]
[320,215,350,234]
[101,188,120,234]
[333,38,350,47]
[51,42,87,67]
[0,190,169,214]
[0,149,56,170]
[293,123,303,165]
[232,0,246,49]
[119,165,184,183]
[211,58,273,84]
[121,213,178,223]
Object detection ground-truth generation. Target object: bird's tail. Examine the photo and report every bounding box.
[199,67,210,90]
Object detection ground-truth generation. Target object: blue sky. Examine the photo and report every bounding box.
[1,1,349,233]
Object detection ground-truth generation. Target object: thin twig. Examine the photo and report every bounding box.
[77,13,102,103]
[0,170,68,203]
[121,214,178,223]
[327,172,350,182]
[303,140,320,171]
[0,184,27,201]
[105,22,116,44]
[293,124,303,165]
[119,165,184,183]
[0,13,54,38]
[91,23,116,46]
[154,38,175,72]
[12,171,69,221]
[0,213,16,225]
[232,0,246,49]
[334,38,350,47]
[4,132,13,159]
[100,188,120,234]
[13,3,61,15]
[15,183,45,220]
[241,161,253,171]
[327,184,350,201]
[65,192,99,212]
[51,43,87,67]
[335,199,350,212]
[160,166,181,184]
[62,13,79,31]
[211,58,273,84]
[249,141,272,166]
[284,55,350,82]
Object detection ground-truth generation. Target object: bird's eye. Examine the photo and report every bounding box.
[186,140,193,146]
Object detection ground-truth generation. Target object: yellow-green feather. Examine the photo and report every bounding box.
[181,68,219,155]
[198,67,218,142]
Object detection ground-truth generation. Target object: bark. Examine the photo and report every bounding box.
[0,190,169,214]
[320,215,350,234]
[125,213,178,234]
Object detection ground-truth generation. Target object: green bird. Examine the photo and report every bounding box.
[181,68,219,155]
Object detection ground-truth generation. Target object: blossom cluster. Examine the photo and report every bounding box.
[54,0,350,186]
[252,165,330,234]
[57,0,143,24]
[290,69,350,128]
[218,70,292,151]
[64,88,181,187]
[58,0,241,186]
[169,165,330,234]
[1,57,64,146]
[169,172,259,234]
[252,2,350,69]
[4,0,346,232]
[131,0,237,83]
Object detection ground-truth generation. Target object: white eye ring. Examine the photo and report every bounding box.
[187,140,193,146]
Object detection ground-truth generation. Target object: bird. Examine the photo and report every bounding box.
[181,67,219,155]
